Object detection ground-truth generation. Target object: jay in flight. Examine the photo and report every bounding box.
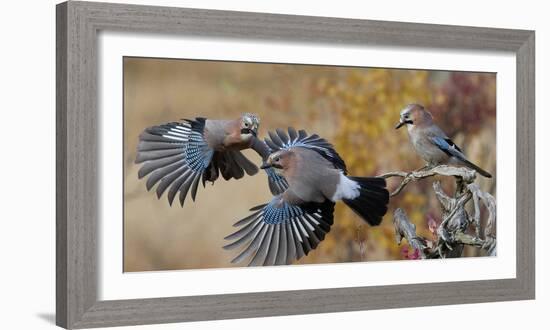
[395,104,492,178]
[223,128,390,266]
[135,113,288,207]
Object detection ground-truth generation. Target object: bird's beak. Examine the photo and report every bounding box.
[395,120,405,129]
[260,161,271,169]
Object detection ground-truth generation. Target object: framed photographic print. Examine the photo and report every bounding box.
[56,1,535,328]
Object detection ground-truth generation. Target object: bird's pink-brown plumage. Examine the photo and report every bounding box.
[397,104,492,177]
[224,128,389,266]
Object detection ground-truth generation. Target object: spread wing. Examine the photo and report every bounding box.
[250,137,289,195]
[264,167,289,195]
[223,195,335,266]
[265,127,347,173]
[135,118,215,206]
[250,127,344,196]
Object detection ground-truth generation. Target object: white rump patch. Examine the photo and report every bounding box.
[331,172,360,201]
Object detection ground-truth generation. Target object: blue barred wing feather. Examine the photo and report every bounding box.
[430,135,492,178]
[265,127,347,172]
[258,127,345,195]
[249,137,289,195]
[223,196,335,266]
[135,118,214,206]
[430,136,465,160]
[264,167,289,195]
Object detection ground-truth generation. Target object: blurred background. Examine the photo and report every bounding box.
[123,57,496,272]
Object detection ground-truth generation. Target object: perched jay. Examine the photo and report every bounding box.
[223,128,390,266]
[395,104,492,178]
[135,113,287,206]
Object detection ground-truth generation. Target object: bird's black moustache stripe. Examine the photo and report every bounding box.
[404,120,413,125]
[241,128,257,137]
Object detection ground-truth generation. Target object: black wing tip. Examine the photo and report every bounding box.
[473,164,493,178]
[155,189,164,199]
[249,204,267,212]
[224,199,336,267]
[460,159,493,179]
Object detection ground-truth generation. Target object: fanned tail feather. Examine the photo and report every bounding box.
[342,177,389,226]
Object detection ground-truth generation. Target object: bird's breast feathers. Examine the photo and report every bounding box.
[409,127,449,164]
[222,134,252,150]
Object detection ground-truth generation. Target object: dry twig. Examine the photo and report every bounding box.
[381,165,496,258]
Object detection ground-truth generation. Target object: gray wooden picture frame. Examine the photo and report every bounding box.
[56,1,535,328]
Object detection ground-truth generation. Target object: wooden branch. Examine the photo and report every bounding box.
[454,232,485,247]
[468,183,497,238]
[392,208,428,258]
[382,165,497,259]
[438,186,471,230]
[379,165,477,197]
[433,181,453,211]
[468,183,497,256]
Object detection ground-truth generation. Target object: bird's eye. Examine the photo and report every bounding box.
[244,122,249,127]
[274,157,280,162]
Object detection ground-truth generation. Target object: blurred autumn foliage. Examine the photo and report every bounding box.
[124,58,496,271]
[301,68,496,263]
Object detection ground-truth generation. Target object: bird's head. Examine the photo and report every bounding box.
[260,150,294,171]
[240,113,260,140]
[395,103,433,129]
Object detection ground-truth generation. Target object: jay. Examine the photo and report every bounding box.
[135,113,287,206]
[395,104,492,178]
[223,128,390,266]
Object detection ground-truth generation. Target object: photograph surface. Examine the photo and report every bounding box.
[123,57,496,272]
